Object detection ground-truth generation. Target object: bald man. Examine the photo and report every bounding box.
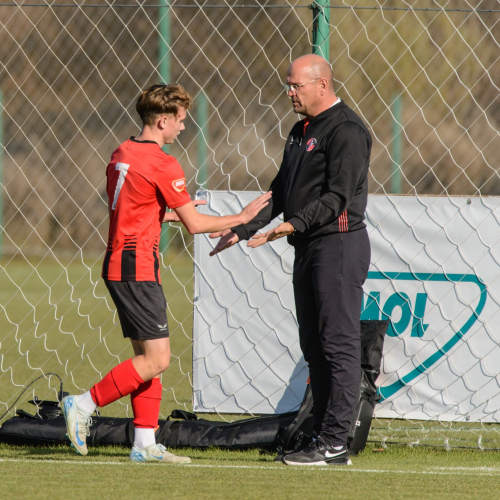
[210,55,372,466]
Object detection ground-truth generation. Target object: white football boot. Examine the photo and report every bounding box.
[129,443,191,464]
[61,395,92,456]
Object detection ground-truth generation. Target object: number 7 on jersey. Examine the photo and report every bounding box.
[111,162,130,210]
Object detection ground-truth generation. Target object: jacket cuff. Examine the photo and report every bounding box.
[288,217,307,233]
[231,225,250,241]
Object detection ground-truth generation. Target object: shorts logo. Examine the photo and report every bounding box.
[306,138,317,152]
[172,178,186,192]
[158,323,168,331]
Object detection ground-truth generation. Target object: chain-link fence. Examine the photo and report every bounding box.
[1,1,500,444]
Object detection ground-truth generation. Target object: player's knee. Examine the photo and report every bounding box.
[154,356,170,375]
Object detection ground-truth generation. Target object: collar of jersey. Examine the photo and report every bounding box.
[130,136,159,145]
[303,100,345,125]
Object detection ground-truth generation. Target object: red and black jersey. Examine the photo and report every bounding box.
[102,137,191,282]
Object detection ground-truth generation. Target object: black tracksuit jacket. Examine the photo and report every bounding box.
[232,101,372,250]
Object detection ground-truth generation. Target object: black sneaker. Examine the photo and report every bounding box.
[283,441,352,466]
[274,435,318,462]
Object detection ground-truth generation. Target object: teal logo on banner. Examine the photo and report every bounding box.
[362,272,487,402]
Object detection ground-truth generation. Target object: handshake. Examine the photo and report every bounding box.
[209,214,295,258]
[162,190,294,255]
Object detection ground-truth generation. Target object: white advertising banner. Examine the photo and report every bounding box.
[193,192,500,421]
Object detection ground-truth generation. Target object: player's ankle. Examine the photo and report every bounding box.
[133,427,156,449]
[76,391,97,415]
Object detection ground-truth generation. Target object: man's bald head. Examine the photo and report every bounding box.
[286,55,337,117]
[288,54,334,81]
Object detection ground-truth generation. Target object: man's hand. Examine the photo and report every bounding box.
[247,222,295,249]
[209,229,239,256]
[239,191,272,224]
[163,199,207,223]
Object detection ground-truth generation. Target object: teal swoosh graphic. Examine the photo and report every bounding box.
[371,272,487,401]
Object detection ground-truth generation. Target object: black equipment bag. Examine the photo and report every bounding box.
[348,319,389,454]
[0,410,297,451]
[155,410,298,450]
[0,412,136,447]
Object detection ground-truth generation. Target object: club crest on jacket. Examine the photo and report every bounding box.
[306,138,317,151]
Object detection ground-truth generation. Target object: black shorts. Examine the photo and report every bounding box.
[104,280,169,341]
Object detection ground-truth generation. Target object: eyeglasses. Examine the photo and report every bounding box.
[284,78,320,94]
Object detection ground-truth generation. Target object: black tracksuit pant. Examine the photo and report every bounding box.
[293,229,371,447]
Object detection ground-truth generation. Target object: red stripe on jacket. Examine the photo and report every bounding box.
[339,210,348,232]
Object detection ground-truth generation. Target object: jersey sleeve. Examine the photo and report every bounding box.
[155,157,192,209]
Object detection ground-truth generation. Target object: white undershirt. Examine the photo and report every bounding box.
[330,97,341,108]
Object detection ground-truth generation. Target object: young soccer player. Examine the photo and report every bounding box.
[61,83,271,463]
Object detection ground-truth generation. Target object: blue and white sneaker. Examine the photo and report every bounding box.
[129,443,191,464]
[61,395,92,456]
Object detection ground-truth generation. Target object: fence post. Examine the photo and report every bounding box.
[392,94,402,194]
[0,90,3,258]
[311,0,330,60]
[0,89,3,258]
[159,0,171,254]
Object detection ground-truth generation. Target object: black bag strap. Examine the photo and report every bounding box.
[190,424,209,447]
[208,427,224,446]
[15,409,40,420]
[156,420,178,446]
[226,426,241,447]
[280,384,313,452]
[167,409,197,421]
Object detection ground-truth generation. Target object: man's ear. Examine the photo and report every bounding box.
[319,78,328,96]
[157,115,167,130]
[157,114,173,130]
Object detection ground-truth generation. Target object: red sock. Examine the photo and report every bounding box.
[131,378,162,428]
[90,358,144,407]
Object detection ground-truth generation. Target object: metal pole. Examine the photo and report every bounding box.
[391,94,402,194]
[159,0,171,254]
[311,0,330,60]
[159,0,171,85]
[0,90,3,258]
[197,92,208,189]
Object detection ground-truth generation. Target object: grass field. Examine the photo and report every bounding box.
[3,253,500,498]
[2,442,500,500]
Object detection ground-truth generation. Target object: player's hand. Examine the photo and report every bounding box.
[239,191,272,224]
[209,229,240,256]
[247,222,295,248]
[163,199,207,223]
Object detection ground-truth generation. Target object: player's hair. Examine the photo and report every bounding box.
[136,83,192,126]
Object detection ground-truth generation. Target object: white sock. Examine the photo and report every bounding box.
[76,391,97,415]
[133,427,156,449]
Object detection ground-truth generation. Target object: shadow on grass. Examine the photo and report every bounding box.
[1,442,285,464]
[0,443,132,460]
